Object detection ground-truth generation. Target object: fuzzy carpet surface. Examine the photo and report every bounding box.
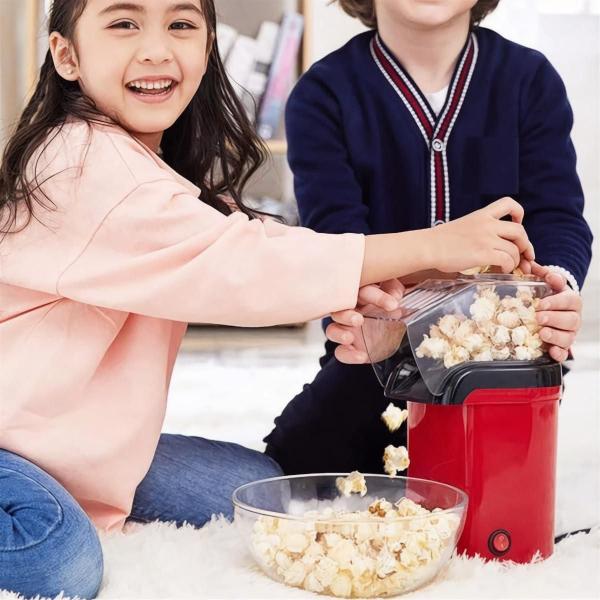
[2,339,599,599]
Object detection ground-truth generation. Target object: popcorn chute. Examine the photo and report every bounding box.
[361,275,563,562]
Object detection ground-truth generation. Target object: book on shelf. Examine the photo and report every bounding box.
[224,34,257,103]
[218,12,304,138]
[256,11,304,140]
[245,21,280,121]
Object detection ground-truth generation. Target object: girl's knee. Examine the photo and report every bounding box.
[0,455,103,599]
[0,507,103,600]
[55,516,104,599]
[243,448,283,482]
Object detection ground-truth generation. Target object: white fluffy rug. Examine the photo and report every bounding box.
[2,339,599,599]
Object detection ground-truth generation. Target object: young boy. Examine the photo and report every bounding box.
[264,0,593,474]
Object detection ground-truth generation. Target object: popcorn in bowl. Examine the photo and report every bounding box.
[336,471,368,498]
[234,474,466,598]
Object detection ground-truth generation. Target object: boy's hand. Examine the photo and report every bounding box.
[328,279,405,364]
[531,262,582,363]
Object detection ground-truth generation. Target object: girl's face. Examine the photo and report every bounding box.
[50,0,211,150]
[375,0,477,29]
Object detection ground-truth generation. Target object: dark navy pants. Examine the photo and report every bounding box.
[265,341,407,474]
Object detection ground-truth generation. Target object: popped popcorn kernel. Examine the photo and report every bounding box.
[368,498,394,517]
[443,346,470,368]
[438,314,462,338]
[469,295,496,323]
[496,310,521,329]
[336,471,367,498]
[492,325,511,346]
[415,335,450,359]
[472,347,493,362]
[462,332,485,353]
[381,403,409,432]
[383,445,410,476]
[491,346,511,360]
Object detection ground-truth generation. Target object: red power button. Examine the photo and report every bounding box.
[489,529,511,556]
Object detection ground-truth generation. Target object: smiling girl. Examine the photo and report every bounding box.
[0,1,534,598]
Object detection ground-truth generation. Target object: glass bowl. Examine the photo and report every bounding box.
[233,474,467,598]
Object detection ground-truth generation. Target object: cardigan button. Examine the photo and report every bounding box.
[432,138,445,152]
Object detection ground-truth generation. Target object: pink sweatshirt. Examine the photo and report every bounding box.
[0,120,364,530]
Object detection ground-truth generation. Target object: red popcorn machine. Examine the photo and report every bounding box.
[361,275,563,562]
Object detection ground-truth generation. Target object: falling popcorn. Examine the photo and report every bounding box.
[415,285,546,369]
[250,492,461,598]
[381,403,409,432]
[383,445,410,476]
[336,471,368,498]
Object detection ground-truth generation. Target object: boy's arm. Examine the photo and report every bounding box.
[518,57,593,291]
[286,67,371,235]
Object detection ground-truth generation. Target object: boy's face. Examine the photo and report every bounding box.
[50,0,211,150]
[375,0,478,29]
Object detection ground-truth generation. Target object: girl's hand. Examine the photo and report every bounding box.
[328,279,405,364]
[427,197,535,274]
[530,262,582,363]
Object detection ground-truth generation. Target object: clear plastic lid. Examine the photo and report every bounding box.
[361,275,553,395]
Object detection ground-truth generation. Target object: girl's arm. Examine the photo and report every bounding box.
[360,197,532,286]
[52,170,528,328]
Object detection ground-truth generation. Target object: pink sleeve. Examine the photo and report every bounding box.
[56,178,365,326]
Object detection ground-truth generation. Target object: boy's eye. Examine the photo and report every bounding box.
[170,21,198,30]
[109,21,137,30]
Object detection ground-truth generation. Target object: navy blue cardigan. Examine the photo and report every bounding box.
[286,28,593,289]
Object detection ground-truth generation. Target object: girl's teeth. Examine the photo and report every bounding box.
[128,80,174,92]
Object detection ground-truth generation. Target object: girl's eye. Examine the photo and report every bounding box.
[109,21,137,30]
[170,21,198,30]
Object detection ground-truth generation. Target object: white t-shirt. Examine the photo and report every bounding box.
[426,85,449,116]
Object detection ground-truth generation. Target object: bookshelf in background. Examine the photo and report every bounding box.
[215,0,313,225]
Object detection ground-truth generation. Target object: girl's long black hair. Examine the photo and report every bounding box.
[0,0,269,235]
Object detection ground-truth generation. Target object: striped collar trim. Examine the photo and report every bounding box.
[370,32,478,147]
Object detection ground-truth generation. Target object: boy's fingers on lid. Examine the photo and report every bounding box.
[545,271,567,291]
[537,290,582,312]
[335,345,369,365]
[381,278,406,300]
[359,285,398,311]
[330,310,360,327]
[326,323,355,345]
[548,345,569,363]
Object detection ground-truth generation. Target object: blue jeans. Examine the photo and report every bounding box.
[0,434,282,599]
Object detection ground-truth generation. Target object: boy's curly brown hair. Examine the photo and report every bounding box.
[336,0,500,29]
